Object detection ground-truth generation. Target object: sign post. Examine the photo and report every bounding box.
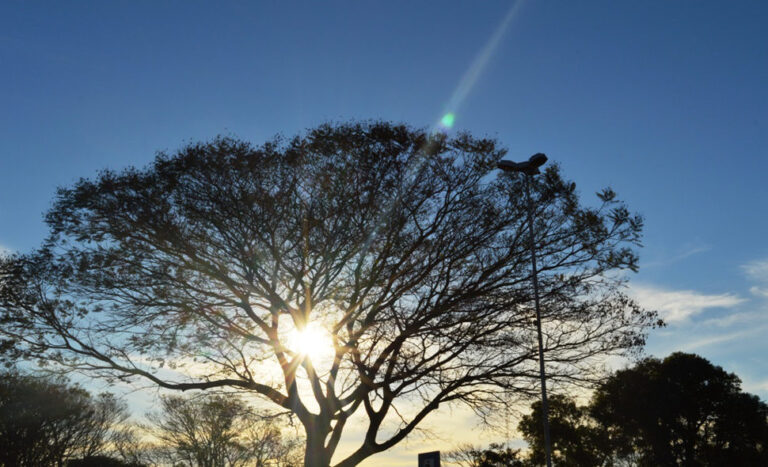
[418,451,440,467]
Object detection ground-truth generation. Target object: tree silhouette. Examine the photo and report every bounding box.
[68,455,145,467]
[147,394,301,466]
[518,353,768,466]
[445,442,525,467]
[0,371,130,467]
[0,122,657,465]
[519,394,610,466]
[591,352,768,466]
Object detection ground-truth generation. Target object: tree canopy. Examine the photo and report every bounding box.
[446,442,525,467]
[518,353,768,466]
[0,371,132,467]
[147,393,301,466]
[520,394,609,466]
[0,121,657,465]
[591,352,768,466]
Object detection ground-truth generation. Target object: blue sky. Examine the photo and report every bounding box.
[1,1,767,463]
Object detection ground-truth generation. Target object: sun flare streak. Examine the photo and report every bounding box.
[438,0,526,130]
[358,0,527,289]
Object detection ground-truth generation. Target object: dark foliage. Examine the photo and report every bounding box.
[519,353,768,466]
[68,455,146,467]
[0,122,656,466]
[0,371,129,467]
[446,442,525,466]
[147,393,301,466]
[520,394,609,466]
[591,352,768,466]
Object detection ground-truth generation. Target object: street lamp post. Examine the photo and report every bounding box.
[497,153,553,467]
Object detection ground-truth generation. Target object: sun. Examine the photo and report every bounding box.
[287,322,335,362]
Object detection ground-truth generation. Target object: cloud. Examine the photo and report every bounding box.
[0,244,14,257]
[631,284,745,323]
[742,378,768,398]
[647,320,768,359]
[700,310,765,328]
[680,326,767,351]
[743,259,768,298]
[742,259,768,282]
[643,242,711,268]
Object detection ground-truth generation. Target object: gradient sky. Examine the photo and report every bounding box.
[1,1,767,464]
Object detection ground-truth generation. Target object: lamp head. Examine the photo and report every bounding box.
[529,153,547,168]
[497,153,548,175]
[497,160,519,171]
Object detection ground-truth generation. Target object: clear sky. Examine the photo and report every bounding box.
[1,1,767,464]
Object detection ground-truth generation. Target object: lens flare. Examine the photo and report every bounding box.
[436,0,525,131]
[360,0,526,262]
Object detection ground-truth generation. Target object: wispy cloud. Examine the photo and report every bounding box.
[743,258,768,298]
[643,242,711,268]
[680,325,768,351]
[742,378,768,398]
[647,320,768,361]
[742,259,768,281]
[631,284,745,323]
[700,310,765,328]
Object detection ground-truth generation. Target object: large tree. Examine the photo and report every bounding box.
[0,122,656,465]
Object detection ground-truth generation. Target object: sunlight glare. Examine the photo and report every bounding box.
[287,322,335,363]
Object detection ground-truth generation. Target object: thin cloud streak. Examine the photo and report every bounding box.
[679,325,768,352]
[699,310,766,328]
[743,259,768,300]
[631,284,745,323]
[742,258,768,282]
[642,243,711,268]
[742,378,768,397]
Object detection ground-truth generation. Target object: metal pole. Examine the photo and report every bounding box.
[525,174,553,467]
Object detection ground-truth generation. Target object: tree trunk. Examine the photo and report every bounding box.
[334,441,377,467]
[334,450,374,467]
[304,420,332,467]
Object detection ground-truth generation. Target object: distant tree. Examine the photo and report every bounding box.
[147,393,301,466]
[0,372,129,467]
[110,424,157,467]
[78,393,133,459]
[591,352,768,466]
[0,122,657,466]
[519,394,610,466]
[446,442,525,467]
[67,455,145,467]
